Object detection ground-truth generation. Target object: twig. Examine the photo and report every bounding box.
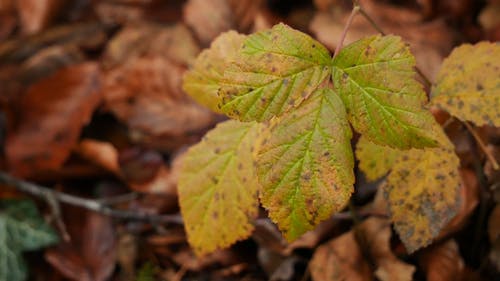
[96,192,139,205]
[0,171,183,224]
[45,193,71,242]
[333,4,360,58]
[463,121,500,170]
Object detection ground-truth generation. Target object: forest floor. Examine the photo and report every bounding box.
[0,0,499,280]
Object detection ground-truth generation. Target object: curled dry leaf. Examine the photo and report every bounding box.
[75,139,178,194]
[311,217,415,281]
[6,63,102,178]
[16,0,66,34]
[45,207,116,281]
[419,240,464,281]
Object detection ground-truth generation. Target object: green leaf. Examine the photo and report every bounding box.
[355,135,401,182]
[178,120,262,255]
[0,199,59,281]
[183,31,246,112]
[431,41,500,126]
[332,35,440,149]
[219,23,332,122]
[256,88,354,240]
[385,134,461,253]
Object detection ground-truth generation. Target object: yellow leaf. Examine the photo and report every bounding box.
[385,135,461,252]
[431,41,500,126]
[355,135,401,182]
[183,31,246,112]
[257,88,354,240]
[178,120,262,255]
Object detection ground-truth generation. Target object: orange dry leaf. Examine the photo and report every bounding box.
[6,63,102,178]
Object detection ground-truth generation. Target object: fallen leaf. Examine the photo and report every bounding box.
[419,240,464,281]
[16,0,66,34]
[103,23,199,69]
[365,218,415,281]
[102,55,217,151]
[183,0,264,45]
[310,224,372,281]
[6,63,102,178]
[45,207,116,281]
[310,217,415,281]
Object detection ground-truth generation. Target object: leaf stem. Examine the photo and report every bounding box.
[333,4,360,58]
[0,171,183,224]
[463,121,500,170]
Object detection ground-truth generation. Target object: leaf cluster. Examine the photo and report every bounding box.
[180,23,499,255]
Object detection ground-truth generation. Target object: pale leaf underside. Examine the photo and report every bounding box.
[257,88,354,241]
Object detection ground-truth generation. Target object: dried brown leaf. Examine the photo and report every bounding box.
[310,225,372,281]
[183,0,264,45]
[102,55,217,151]
[45,207,116,281]
[6,63,102,178]
[311,218,415,281]
[419,240,464,281]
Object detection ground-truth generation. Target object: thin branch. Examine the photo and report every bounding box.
[463,121,500,170]
[0,171,183,224]
[333,4,360,58]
